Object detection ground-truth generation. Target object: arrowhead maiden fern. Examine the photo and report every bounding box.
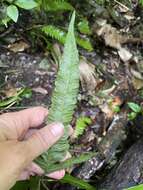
[36,12,96,173]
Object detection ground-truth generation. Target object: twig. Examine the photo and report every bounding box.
[114,0,131,11]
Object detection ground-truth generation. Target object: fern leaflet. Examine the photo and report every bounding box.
[40,0,74,11]
[37,152,97,174]
[42,25,66,44]
[42,25,93,51]
[73,117,92,138]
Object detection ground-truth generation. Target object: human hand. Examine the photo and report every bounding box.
[0,107,65,190]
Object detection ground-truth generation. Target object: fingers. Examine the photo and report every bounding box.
[24,122,64,160]
[47,170,65,179]
[0,107,48,140]
[19,163,43,180]
[19,162,65,180]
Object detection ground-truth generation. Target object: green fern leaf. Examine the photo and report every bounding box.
[37,152,97,174]
[36,11,79,170]
[76,37,93,51]
[41,0,74,11]
[73,117,92,138]
[41,25,93,51]
[42,25,66,44]
[78,19,92,35]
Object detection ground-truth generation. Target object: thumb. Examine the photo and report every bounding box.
[24,123,64,160]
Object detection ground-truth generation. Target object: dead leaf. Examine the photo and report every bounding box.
[100,103,114,118]
[112,96,123,107]
[95,22,133,62]
[118,48,132,62]
[96,23,122,49]
[131,68,143,89]
[101,85,116,96]
[129,64,143,89]
[3,86,18,98]
[32,87,48,95]
[8,41,30,52]
[131,68,143,80]
[132,77,143,90]
[79,57,98,92]
[115,0,131,13]
[137,60,143,73]
[124,13,135,21]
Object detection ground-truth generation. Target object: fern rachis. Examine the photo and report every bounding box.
[35,12,95,173]
[36,11,79,171]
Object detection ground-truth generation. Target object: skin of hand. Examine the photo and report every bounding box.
[0,107,66,190]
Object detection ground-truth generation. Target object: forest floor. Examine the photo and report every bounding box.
[1,1,143,190]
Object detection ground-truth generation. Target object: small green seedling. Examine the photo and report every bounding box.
[1,0,38,26]
[127,102,142,120]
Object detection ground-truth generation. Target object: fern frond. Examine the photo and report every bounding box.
[42,25,66,44]
[37,152,97,174]
[41,25,93,51]
[41,0,74,11]
[36,11,79,170]
[73,117,92,138]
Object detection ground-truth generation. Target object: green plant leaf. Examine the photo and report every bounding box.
[41,25,93,51]
[36,152,97,174]
[128,102,142,113]
[128,112,137,120]
[41,0,74,11]
[42,25,66,44]
[21,88,32,99]
[73,117,92,138]
[2,17,11,27]
[11,177,40,190]
[11,181,29,190]
[0,88,32,109]
[76,37,93,51]
[124,184,143,190]
[113,105,121,113]
[36,11,80,171]
[60,174,96,190]
[29,177,40,190]
[139,0,143,6]
[15,0,38,10]
[7,5,19,22]
[78,19,91,35]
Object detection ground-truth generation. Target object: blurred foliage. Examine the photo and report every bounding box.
[0,88,32,109]
[140,0,143,6]
[73,117,92,138]
[0,0,38,26]
[125,184,143,190]
[60,174,96,190]
[0,0,93,51]
[128,102,142,120]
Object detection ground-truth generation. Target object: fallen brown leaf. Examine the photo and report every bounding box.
[79,57,98,92]
[8,41,30,52]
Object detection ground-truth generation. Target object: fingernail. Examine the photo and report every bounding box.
[50,123,64,136]
[46,170,65,179]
